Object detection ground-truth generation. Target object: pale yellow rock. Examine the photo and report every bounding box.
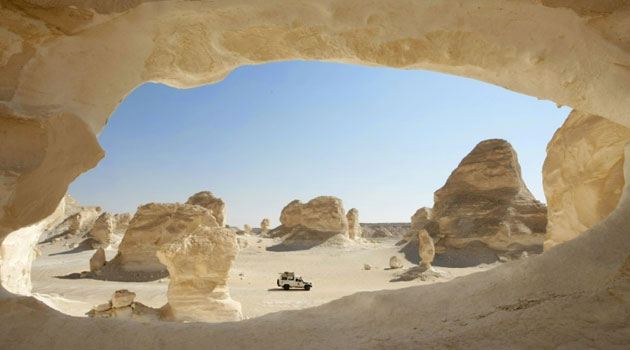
[89,213,114,245]
[418,229,435,268]
[543,110,630,249]
[102,202,219,280]
[300,197,348,234]
[89,247,106,272]
[185,191,227,227]
[432,139,547,251]
[280,200,302,228]
[260,218,270,233]
[111,289,136,309]
[411,207,432,231]
[243,224,251,234]
[389,256,403,269]
[156,226,242,323]
[346,208,361,239]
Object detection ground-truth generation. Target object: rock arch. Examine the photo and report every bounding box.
[1,1,630,348]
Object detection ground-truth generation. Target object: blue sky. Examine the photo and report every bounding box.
[69,61,570,227]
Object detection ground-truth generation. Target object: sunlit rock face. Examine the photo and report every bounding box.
[100,202,219,281]
[156,226,242,323]
[185,191,226,227]
[346,208,361,239]
[543,110,630,249]
[269,196,351,249]
[432,139,548,251]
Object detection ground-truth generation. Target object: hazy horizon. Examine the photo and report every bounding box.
[69,61,570,228]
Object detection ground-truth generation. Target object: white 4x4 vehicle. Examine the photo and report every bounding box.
[277,272,312,291]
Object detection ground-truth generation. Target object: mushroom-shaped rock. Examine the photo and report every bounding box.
[432,139,547,251]
[156,226,242,323]
[260,218,270,233]
[543,110,630,249]
[185,191,226,227]
[300,196,348,233]
[101,203,219,281]
[389,256,403,269]
[90,247,106,272]
[280,200,302,228]
[418,229,435,268]
[346,208,362,239]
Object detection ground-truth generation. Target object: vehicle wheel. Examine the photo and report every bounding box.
[283,284,290,290]
[304,285,311,291]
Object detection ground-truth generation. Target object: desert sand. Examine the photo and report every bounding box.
[31,233,498,319]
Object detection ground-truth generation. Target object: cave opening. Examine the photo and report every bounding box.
[26,61,573,319]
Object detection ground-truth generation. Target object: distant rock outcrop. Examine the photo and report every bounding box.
[185,191,226,227]
[260,218,270,234]
[39,195,101,244]
[346,208,362,239]
[157,226,242,322]
[432,139,547,252]
[98,202,219,281]
[268,196,351,250]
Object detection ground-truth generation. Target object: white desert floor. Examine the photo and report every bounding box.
[31,235,499,319]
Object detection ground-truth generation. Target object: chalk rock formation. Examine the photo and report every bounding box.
[88,289,159,322]
[102,202,219,281]
[41,200,101,243]
[543,111,630,249]
[280,200,302,228]
[260,218,270,234]
[389,256,403,269]
[400,207,435,244]
[113,213,133,233]
[157,226,242,323]
[90,248,106,272]
[270,197,350,249]
[418,229,435,268]
[89,213,115,246]
[185,191,226,227]
[243,224,251,234]
[346,208,362,239]
[362,223,410,238]
[432,139,547,251]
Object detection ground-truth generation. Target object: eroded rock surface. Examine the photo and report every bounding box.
[185,191,226,227]
[346,208,361,239]
[418,229,435,268]
[99,202,219,281]
[432,139,547,251]
[269,196,351,250]
[543,111,630,249]
[157,226,242,323]
[89,247,106,272]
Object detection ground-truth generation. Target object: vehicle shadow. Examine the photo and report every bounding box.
[266,288,310,292]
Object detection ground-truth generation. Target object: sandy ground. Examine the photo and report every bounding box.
[31,235,498,319]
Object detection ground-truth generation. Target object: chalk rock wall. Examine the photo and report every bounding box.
[102,202,219,281]
[185,191,226,227]
[432,139,547,251]
[157,226,242,323]
[543,110,630,249]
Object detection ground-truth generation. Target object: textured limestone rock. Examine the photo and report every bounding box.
[41,203,101,243]
[89,213,114,245]
[157,226,242,323]
[269,196,350,249]
[112,213,132,233]
[185,191,226,227]
[389,256,403,269]
[87,289,159,322]
[89,247,106,272]
[260,218,270,234]
[101,202,219,281]
[543,111,630,249]
[418,229,435,268]
[346,208,361,239]
[432,139,547,251]
[411,207,432,231]
[280,200,302,229]
[243,224,251,234]
[111,289,135,308]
